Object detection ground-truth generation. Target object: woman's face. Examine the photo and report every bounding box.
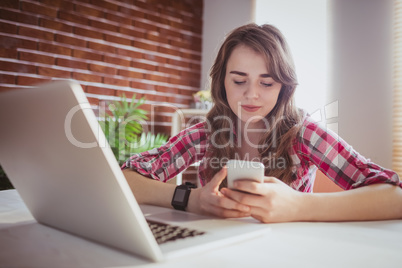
[224,45,282,129]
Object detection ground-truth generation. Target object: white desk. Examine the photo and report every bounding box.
[1,189,402,268]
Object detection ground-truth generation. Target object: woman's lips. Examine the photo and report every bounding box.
[241,105,261,112]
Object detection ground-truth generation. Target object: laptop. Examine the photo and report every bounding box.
[0,80,270,262]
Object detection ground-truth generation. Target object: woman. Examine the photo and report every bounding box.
[122,23,402,223]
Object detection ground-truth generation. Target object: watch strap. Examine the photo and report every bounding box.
[171,182,196,211]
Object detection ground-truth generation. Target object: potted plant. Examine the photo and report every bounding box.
[130,132,168,154]
[99,94,168,165]
[193,90,212,110]
[0,165,13,190]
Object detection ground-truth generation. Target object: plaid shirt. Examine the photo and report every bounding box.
[123,116,401,192]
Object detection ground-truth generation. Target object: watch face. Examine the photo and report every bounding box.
[173,188,187,202]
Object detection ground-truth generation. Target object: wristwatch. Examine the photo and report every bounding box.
[171,182,196,211]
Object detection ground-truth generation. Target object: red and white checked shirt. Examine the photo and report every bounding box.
[123,116,402,192]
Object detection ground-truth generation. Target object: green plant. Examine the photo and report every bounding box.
[0,165,14,190]
[0,165,5,177]
[99,94,168,165]
[130,132,168,154]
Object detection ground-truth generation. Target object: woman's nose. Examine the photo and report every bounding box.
[244,83,259,99]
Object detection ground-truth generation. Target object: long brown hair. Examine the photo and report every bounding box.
[203,23,303,185]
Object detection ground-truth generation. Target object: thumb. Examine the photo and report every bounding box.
[210,166,228,187]
[263,176,279,183]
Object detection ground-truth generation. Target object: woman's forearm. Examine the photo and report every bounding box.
[123,167,252,218]
[123,169,402,222]
[300,184,402,221]
[122,169,176,208]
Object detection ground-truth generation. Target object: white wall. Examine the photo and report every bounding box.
[328,0,393,167]
[201,0,254,91]
[255,0,328,115]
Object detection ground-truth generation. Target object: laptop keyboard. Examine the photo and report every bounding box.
[147,220,206,245]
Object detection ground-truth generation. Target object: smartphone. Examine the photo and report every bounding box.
[226,160,265,189]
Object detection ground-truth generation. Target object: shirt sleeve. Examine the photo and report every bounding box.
[121,121,208,183]
[296,117,402,190]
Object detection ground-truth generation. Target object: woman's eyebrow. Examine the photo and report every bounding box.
[229,70,247,76]
[229,71,271,78]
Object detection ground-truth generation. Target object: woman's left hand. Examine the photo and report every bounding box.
[220,176,305,223]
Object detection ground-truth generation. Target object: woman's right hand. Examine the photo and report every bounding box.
[187,166,251,218]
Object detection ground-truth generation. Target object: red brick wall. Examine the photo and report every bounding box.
[0,0,203,135]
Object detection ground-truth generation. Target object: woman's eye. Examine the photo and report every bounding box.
[234,81,246,85]
[261,82,273,87]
